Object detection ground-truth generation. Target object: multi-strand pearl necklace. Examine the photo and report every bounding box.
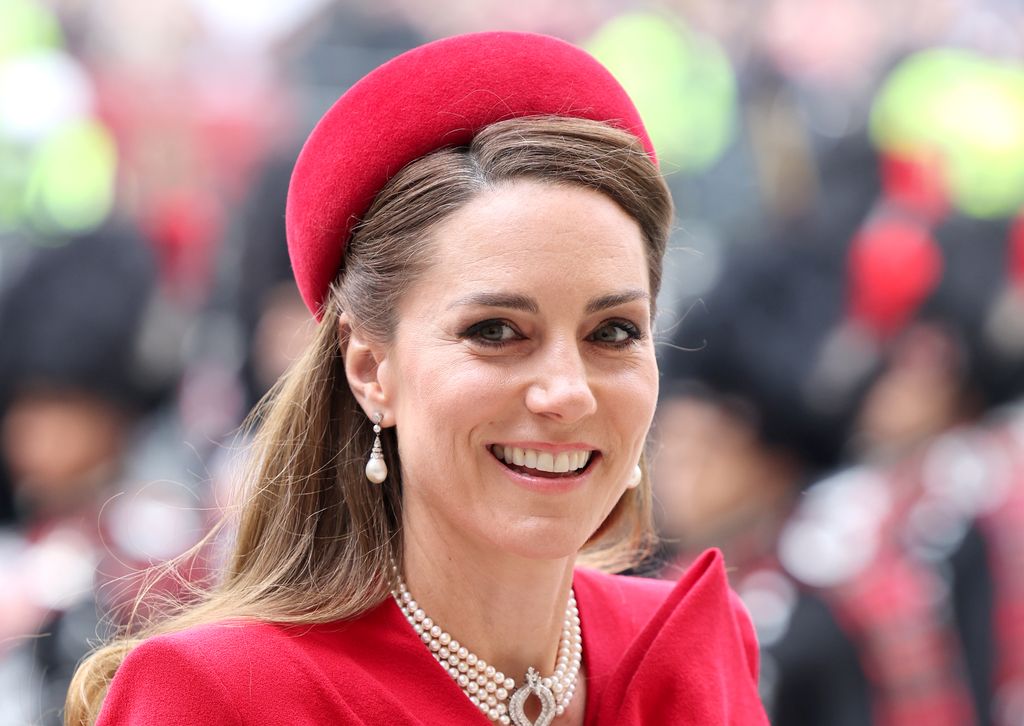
[391,569,583,726]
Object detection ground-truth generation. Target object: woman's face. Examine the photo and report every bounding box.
[375,180,658,560]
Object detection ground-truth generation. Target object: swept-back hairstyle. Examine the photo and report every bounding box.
[67,116,673,725]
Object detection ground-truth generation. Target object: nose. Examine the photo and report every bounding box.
[525,340,598,423]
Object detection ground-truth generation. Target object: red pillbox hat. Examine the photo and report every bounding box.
[285,31,655,318]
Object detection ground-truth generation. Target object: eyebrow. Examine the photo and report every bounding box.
[447,289,650,314]
[584,289,650,314]
[447,292,539,313]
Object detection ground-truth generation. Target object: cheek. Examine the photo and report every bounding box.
[605,357,659,437]
[385,347,513,460]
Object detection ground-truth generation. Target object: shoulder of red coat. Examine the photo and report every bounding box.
[573,548,727,635]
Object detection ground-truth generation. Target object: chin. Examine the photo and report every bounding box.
[486,517,594,561]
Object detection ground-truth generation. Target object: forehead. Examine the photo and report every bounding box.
[412,180,650,304]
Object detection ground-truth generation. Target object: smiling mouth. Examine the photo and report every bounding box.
[490,445,597,479]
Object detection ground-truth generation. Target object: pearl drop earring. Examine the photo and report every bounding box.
[629,464,642,488]
[365,412,388,484]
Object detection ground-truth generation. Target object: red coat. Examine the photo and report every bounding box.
[97,549,767,724]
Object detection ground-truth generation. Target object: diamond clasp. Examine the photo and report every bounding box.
[509,668,556,726]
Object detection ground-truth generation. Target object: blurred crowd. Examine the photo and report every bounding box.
[1,0,1023,724]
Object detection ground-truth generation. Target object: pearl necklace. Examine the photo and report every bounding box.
[391,570,583,726]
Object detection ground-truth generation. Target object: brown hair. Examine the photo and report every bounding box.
[66,116,673,725]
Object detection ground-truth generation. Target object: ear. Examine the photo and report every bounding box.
[338,313,393,423]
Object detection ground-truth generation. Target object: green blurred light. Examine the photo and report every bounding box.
[0,0,62,60]
[585,12,737,173]
[871,49,1024,219]
[24,120,117,233]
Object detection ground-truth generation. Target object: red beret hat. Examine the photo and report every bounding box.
[285,31,656,319]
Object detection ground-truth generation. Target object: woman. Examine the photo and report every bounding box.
[68,32,767,725]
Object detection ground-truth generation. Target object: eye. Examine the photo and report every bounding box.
[460,319,523,347]
[588,320,643,347]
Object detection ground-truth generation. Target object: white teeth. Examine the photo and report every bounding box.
[491,445,593,473]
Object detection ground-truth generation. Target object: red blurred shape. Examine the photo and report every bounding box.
[880,150,949,225]
[142,189,221,305]
[848,215,943,339]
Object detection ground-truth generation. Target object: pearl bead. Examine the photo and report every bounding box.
[503,678,515,690]
[499,717,511,725]
[457,662,469,673]
[556,705,565,716]
[458,675,469,687]
[488,708,499,720]
[467,682,479,694]
[467,654,478,666]
[430,625,442,638]
[422,617,433,630]
[457,647,469,659]
[365,457,387,483]
[496,688,507,700]
[439,632,451,646]
[493,671,504,684]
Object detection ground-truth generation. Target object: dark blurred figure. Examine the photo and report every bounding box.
[654,240,882,726]
[0,224,199,724]
[838,210,1024,726]
[651,135,1007,724]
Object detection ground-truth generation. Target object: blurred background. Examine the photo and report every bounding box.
[0,0,1023,724]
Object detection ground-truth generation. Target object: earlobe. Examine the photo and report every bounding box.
[338,313,392,421]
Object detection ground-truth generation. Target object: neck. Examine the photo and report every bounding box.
[400,514,575,684]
